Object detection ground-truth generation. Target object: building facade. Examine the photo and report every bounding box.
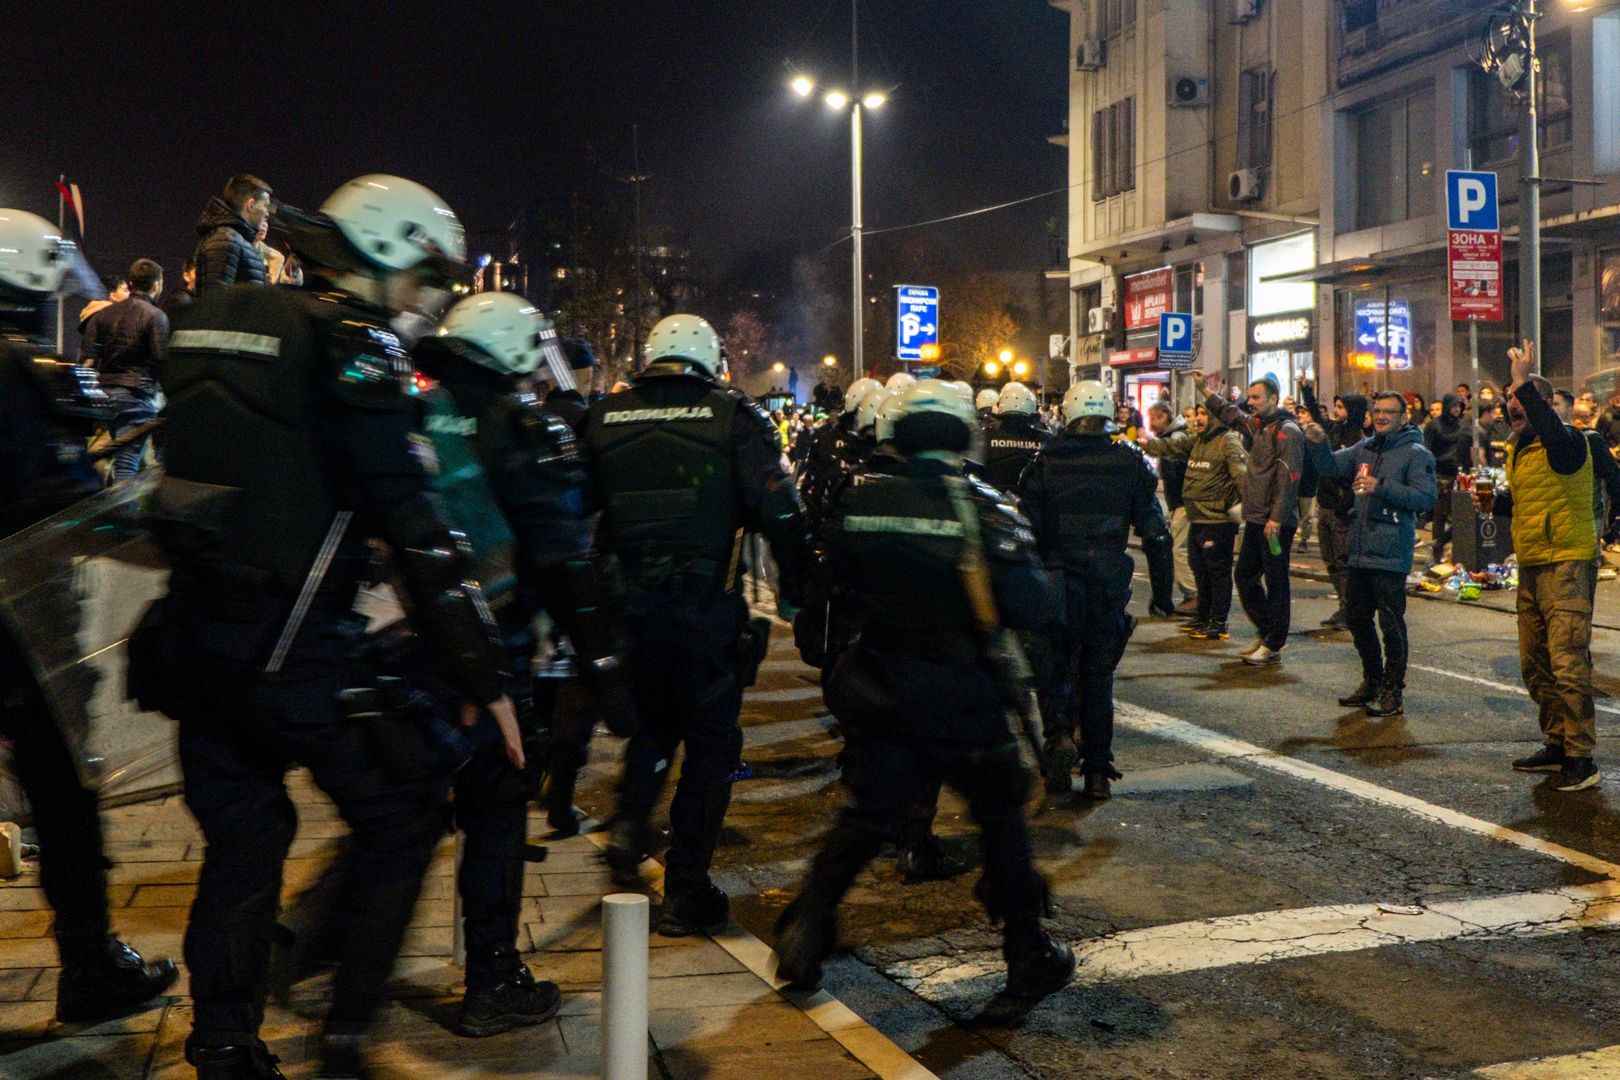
[1058,0,1620,406]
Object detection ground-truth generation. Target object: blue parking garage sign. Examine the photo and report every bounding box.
[896,285,940,363]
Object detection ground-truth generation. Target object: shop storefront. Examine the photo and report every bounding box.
[1247,233,1317,399]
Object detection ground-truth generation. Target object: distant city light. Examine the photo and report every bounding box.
[791,75,815,98]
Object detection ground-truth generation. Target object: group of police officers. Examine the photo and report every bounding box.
[0,173,1173,1076]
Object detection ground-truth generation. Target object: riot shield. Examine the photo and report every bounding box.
[0,471,178,802]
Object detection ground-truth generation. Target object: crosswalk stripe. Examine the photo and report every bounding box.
[1473,1042,1620,1077]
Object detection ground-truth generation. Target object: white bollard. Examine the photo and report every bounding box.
[601,892,650,1080]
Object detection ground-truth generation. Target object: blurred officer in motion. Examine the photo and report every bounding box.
[976,381,1050,494]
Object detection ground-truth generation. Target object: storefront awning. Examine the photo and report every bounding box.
[1073,213,1242,265]
[1260,239,1455,290]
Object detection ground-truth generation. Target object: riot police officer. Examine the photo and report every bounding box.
[800,376,882,523]
[1018,380,1173,801]
[582,314,809,935]
[773,380,1073,1000]
[148,176,519,1078]
[975,386,998,422]
[976,381,1051,494]
[0,209,179,1024]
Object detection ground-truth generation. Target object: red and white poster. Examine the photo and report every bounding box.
[1108,346,1160,367]
[1448,229,1503,322]
[1123,267,1173,330]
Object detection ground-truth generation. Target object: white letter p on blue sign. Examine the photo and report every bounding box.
[1159,312,1192,356]
[1446,170,1499,232]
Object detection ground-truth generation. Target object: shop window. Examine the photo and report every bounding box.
[1468,34,1572,165]
[1354,88,1436,229]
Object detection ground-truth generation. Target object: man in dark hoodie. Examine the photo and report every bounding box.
[1423,393,1473,563]
[1192,370,1305,666]
[1301,380,1367,631]
[1306,392,1437,718]
[192,174,272,292]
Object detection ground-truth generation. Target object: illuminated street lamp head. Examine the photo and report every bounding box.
[983,360,1001,377]
[1012,360,1030,377]
[861,92,888,110]
[998,349,1014,364]
[824,89,850,111]
[791,75,815,98]
[823,354,838,366]
[772,361,785,372]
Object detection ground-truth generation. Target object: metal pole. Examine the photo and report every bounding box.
[1470,319,1480,393]
[1519,0,1543,371]
[632,124,645,375]
[601,893,650,1080]
[55,175,65,355]
[850,0,864,381]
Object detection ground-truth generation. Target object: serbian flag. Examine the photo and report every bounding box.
[54,178,84,238]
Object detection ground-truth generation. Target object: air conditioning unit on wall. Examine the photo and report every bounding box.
[1076,40,1105,72]
[1228,168,1265,202]
[1087,305,1115,335]
[1170,76,1210,107]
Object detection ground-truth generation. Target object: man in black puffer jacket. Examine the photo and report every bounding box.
[1424,393,1474,563]
[192,174,272,292]
[1302,379,1367,631]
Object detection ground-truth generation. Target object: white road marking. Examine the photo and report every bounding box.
[1474,1042,1620,1078]
[1408,662,1620,719]
[885,880,1620,1008]
[745,684,825,704]
[1114,701,1620,877]
[742,715,838,749]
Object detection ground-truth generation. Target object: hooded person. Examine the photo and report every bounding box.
[1423,392,1474,562]
[1301,380,1368,630]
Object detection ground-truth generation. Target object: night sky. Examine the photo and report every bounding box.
[3,1,1067,286]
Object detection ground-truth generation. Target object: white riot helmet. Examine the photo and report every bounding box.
[975,388,999,411]
[892,378,978,453]
[874,389,908,443]
[319,175,467,274]
[842,376,883,416]
[0,210,75,295]
[995,381,1038,416]
[855,386,893,434]
[885,371,917,392]
[435,291,564,379]
[646,314,725,378]
[1062,380,1114,426]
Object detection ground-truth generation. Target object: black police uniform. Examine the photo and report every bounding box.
[0,330,179,1021]
[774,452,1071,995]
[975,411,1052,494]
[411,340,633,997]
[1018,423,1172,794]
[799,412,872,525]
[149,281,510,1067]
[581,360,808,928]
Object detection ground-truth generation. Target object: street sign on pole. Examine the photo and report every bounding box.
[895,285,940,363]
[1445,170,1503,323]
[1158,312,1195,371]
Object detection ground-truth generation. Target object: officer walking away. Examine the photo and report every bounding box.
[148,176,522,1079]
[975,381,1051,494]
[975,387,998,422]
[0,209,179,1024]
[772,379,1072,1000]
[1018,380,1173,800]
[800,376,882,522]
[1305,392,1437,718]
[582,314,809,935]
[1192,369,1305,666]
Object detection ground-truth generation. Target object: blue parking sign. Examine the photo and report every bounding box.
[1446,170,1499,232]
[1158,312,1194,370]
[895,285,940,363]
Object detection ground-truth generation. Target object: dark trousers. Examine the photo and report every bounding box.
[1039,552,1133,775]
[781,729,1048,967]
[452,739,530,988]
[0,628,110,964]
[103,386,158,481]
[1187,522,1238,624]
[176,655,447,1049]
[616,590,745,895]
[1344,567,1409,688]
[1235,522,1296,650]
[1318,510,1351,612]
[1430,475,1456,560]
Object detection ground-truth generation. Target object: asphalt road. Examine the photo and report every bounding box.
[573,563,1620,1079]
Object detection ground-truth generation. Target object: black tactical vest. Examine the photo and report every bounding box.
[583,374,743,592]
[979,415,1049,493]
[157,287,367,593]
[1037,434,1142,555]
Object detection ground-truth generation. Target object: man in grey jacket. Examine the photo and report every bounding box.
[1191,370,1304,666]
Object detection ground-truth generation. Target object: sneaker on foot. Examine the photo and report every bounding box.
[1239,637,1266,657]
[1173,595,1200,617]
[1042,734,1078,795]
[1081,768,1120,801]
[1190,621,1229,641]
[1364,682,1403,718]
[1242,644,1282,666]
[458,966,562,1037]
[1176,619,1208,635]
[1512,744,1567,773]
[1147,601,1175,619]
[1554,757,1602,792]
[1337,680,1379,707]
[57,938,178,1023]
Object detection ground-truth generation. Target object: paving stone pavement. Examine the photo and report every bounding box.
[0,773,893,1079]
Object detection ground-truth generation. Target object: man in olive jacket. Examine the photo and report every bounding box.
[1171,403,1247,640]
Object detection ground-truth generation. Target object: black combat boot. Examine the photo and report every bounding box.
[459,960,562,1037]
[315,1032,370,1079]
[1041,733,1078,795]
[603,816,649,889]
[657,879,730,937]
[896,831,972,883]
[1003,927,1076,1000]
[186,1044,286,1080]
[56,937,178,1023]
[773,900,838,991]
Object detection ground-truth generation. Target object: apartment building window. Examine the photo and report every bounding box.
[1098,0,1137,38]
[1091,97,1137,201]
[1342,0,1376,33]
[1469,33,1572,164]
[1355,89,1436,229]
[1238,67,1273,172]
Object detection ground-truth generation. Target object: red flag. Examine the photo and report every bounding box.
[54,180,84,238]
